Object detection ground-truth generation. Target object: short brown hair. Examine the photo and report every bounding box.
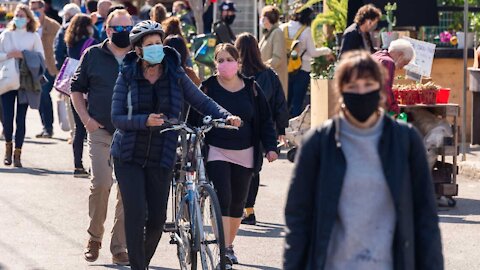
[106,8,131,28]
[214,43,240,62]
[354,4,382,25]
[9,4,38,33]
[150,3,167,23]
[261,5,280,25]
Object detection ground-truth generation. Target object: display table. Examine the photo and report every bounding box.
[400,103,459,206]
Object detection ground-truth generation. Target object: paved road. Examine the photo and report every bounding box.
[0,111,479,269]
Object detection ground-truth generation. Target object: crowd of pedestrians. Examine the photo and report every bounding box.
[0,1,444,269]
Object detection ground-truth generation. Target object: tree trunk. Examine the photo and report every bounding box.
[189,0,207,34]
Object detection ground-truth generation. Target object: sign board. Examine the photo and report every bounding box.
[402,37,436,78]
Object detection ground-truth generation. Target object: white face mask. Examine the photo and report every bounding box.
[259,17,264,28]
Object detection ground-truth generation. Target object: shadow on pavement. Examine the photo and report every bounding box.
[0,167,71,176]
[0,238,41,267]
[238,221,285,238]
[0,196,85,250]
[238,263,281,270]
[91,265,176,270]
[439,198,480,224]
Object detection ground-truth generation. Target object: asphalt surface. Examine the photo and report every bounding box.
[0,109,479,269]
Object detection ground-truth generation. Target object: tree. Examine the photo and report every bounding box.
[188,0,211,34]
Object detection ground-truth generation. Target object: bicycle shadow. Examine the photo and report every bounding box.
[237,263,281,270]
[91,265,176,270]
[0,167,71,176]
[237,221,285,238]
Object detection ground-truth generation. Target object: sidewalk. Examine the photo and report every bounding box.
[458,145,480,179]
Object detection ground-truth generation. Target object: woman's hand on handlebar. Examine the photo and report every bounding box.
[226,115,242,127]
[146,113,165,127]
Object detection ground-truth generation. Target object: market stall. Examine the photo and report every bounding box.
[393,81,459,206]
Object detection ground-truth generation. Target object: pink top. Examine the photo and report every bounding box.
[207,145,254,169]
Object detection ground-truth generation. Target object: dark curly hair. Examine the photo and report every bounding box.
[354,4,382,26]
[64,14,93,48]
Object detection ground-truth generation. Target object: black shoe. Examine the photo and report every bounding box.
[74,168,90,178]
[224,256,233,269]
[226,246,238,265]
[241,213,256,225]
[36,130,53,138]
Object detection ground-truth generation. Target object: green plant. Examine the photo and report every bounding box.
[383,2,397,32]
[300,0,347,34]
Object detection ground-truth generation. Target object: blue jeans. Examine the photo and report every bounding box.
[288,70,311,118]
[39,71,54,133]
[1,90,28,148]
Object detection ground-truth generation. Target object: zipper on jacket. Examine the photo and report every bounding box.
[143,131,153,168]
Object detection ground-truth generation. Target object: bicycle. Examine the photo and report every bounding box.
[162,116,238,270]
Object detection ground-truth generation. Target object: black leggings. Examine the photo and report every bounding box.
[114,159,172,270]
[245,173,260,208]
[206,161,254,218]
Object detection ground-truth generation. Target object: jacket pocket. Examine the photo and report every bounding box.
[111,129,124,158]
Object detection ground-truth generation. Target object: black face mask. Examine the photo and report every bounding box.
[111,31,131,48]
[342,90,380,122]
[224,15,236,25]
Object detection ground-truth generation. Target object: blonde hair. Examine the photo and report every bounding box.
[8,4,39,32]
[105,8,131,28]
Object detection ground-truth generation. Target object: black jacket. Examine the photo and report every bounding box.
[200,75,277,174]
[284,115,443,270]
[213,21,236,44]
[254,68,289,135]
[339,23,375,58]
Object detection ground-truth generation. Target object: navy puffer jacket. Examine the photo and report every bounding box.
[111,47,230,169]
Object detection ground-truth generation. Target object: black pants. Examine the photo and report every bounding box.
[72,102,87,168]
[206,161,253,218]
[114,160,172,270]
[245,173,260,209]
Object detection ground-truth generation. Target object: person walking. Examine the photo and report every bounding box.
[280,7,332,117]
[150,3,167,24]
[163,34,201,86]
[70,8,132,265]
[200,43,278,268]
[65,14,98,177]
[0,4,45,167]
[234,32,289,225]
[259,5,288,99]
[339,4,382,58]
[283,50,444,270]
[111,20,241,270]
[213,1,236,44]
[30,0,60,139]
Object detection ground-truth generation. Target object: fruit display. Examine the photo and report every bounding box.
[393,82,445,105]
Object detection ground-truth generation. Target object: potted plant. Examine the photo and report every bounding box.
[381,2,399,48]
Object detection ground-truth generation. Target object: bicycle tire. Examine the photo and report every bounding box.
[197,184,226,270]
[175,182,198,270]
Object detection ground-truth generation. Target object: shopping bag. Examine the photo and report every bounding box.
[53,57,80,96]
[192,33,216,67]
[57,99,71,132]
[0,58,20,95]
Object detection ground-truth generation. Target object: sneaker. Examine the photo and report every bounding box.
[226,245,238,264]
[74,168,90,178]
[84,240,101,262]
[241,213,256,225]
[112,252,129,265]
[35,130,53,138]
[224,256,233,270]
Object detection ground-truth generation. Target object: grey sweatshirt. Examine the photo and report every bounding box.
[325,114,396,270]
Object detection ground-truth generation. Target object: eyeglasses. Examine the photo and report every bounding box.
[109,25,133,33]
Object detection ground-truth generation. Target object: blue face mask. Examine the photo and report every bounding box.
[13,17,27,29]
[142,44,165,65]
[34,11,42,18]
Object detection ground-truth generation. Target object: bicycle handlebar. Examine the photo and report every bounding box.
[159,116,239,134]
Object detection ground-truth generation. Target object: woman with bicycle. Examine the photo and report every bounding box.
[200,43,278,267]
[110,20,240,270]
[284,51,443,270]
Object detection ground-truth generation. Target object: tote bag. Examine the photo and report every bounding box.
[54,38,95,96]
[0,57,20,95]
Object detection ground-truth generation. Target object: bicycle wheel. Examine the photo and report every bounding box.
[197,184,226,270]
[175,182,198,270]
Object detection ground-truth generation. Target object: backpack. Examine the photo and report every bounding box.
[283,25,307,73]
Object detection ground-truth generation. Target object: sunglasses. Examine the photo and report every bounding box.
[109,25,133,33]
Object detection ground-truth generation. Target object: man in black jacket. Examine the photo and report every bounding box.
[339,4,382,58]
[213,1,237,44]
